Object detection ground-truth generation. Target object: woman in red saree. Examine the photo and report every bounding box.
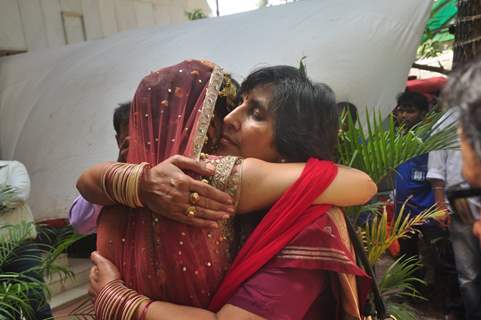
[80,61,376,319]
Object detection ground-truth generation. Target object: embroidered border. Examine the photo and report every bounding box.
[283,246,348,255]
[209,156,239,192]
[280,250,351,261]
[277,246,354,265]
[192,64,224,160]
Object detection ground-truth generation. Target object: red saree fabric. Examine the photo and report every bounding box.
[271,210,371,318]
[227,209,372,319]
[209,158,339,311]
[96,60,231,307]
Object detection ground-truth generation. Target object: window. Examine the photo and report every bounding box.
[61,11,86,44]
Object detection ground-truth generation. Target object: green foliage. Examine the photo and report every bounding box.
[379,255,425,300]
[298,56,307,76]
[362,204,443,265]
[417,0,456,59]
[0,185,18,214]
[379,256,425,319]
[338,111,458,184]
[338,110,457,318]
[257,0,269,8]
[0,223,82,319]
[185,9,207,21]
[386,302,418,320]
[417,31,445,59]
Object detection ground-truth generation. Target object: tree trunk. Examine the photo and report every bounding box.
[452,0,481,69]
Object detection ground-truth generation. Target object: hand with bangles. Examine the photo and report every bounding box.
[89,252,155,320]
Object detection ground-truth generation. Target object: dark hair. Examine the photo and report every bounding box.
[239,66,339,162]
[337,101,359,123]
[113,101,131,134]
[396,91,429,112]
[444,58,481,160]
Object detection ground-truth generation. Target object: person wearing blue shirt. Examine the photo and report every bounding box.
[394,92,436,258]
[395,153,435,218]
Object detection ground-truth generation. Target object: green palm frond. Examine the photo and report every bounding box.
[338,111,458,184]
[379,256,425,300]
[0,272,47,319]
[361,204,443,265]
[0,222,36,266]
[0,223,82,319]
[386,302,418,320]
[39,226,80,284]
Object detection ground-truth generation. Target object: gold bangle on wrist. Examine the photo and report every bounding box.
[102,162,149,208]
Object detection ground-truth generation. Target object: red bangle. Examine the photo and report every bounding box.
[138,300,154,320]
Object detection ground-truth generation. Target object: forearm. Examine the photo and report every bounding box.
[238,159,376,213]
[430,179,446,208]
[76,162,116,206]
[139,301,259,320]
[140,301,218,320]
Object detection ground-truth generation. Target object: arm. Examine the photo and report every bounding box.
[76,156,236,228]
[427,150,449,227]
[77,157,376,220]
[69,196,103,235]
[76,162,116,206]
[6,161,31,203]
[90,252,261,320]
[237,159,377,213]
[140,302,261,320]
[91,252,324,320]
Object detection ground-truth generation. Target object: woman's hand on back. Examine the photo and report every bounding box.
[139,155,235,228]
[89,251,121,298]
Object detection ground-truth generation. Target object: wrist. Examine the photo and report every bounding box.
[102,162,149,208]
[138,166,151,208]
[136,300,153,320]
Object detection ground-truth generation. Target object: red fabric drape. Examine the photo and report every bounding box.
[209,158,338,311]
[97,60,229,307]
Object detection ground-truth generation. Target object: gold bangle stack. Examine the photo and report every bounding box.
[101,162,149,208]
[95,279,151,320]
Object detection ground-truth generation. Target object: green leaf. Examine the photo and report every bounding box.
[338,110,457,184]
[0,223,82,318]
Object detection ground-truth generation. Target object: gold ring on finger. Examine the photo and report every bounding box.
[190,192,200,205]
[185,206,197,217]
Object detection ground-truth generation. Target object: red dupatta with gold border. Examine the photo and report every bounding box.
[96,60,237,307]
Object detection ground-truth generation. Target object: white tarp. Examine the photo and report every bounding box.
[0,0,432,221]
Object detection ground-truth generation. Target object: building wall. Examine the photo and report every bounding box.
[0,0,211,54]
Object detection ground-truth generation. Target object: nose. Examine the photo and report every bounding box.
[223,104,243,132]
[397,111,407,120]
